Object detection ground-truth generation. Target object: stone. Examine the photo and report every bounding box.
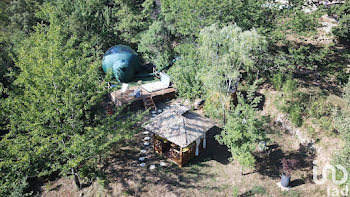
[157,109,163,113]
[139,157,145,161]
[140,163,146,167]
[276,182,290,191]
[160,161,166,167]
[140,150,147,154]
[144,142,150,146]
[144,137,150,141]
[149,164,156,170]
[143,131,149,135]
[151,110,157,114]
[194,98,204,109]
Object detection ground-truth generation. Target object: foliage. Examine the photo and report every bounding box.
[287,10,321,35]
[272,72,284,91]
[113,0,154,44]
[334,79,350,173]
[203,91,231,121]
[37,0,153,50]
[282,78,297,94]
[216,91,265,168]
[197,24,266,121]
[0,22,141,195]
[289,103,303,127]
[138,20,174,68]
[308,97,332,119]
[168,43,203,99]
[330,1,350,43]
[160,0,276,38]
[281,158,298,176]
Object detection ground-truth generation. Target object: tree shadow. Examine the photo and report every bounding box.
[239,91,266,111]
[100,131,221,197]
[290,179,305,187]
[254,142,316,186]
[189,126,231,166]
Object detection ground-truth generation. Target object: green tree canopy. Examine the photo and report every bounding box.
[0,21,140,196]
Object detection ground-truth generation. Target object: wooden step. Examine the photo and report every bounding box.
[142,95,156,110]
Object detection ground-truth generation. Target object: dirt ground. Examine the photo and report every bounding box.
[39,94,343,197]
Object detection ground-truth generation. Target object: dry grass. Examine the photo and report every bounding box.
[39,92,345,197]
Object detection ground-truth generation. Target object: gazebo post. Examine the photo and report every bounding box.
[180,147,183,168]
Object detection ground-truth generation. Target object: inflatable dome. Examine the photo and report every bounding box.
[102,45,141,82]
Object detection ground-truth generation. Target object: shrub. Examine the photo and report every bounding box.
[168,43,203,99]
[287,10,321,35]
[308,98,332,119]
[282,78,297,94]
[290,103,303,127]
[272,72,284,91]
[203,91,230,122]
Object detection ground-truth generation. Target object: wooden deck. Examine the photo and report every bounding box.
[110,86,176,109]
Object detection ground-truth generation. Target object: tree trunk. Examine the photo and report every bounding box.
[72,167,82,190]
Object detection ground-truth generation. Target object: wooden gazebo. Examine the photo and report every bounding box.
[144,105,214,167]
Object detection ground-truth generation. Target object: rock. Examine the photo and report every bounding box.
[276,182,290,191]
[151,110,157,114]
[149,164,156,170]
[160,161,166,167]
[183,99,191,106]
[144,142,150,146]
[144,137,150,141]
[140,163,146,167]
[139,157,145,161]
[140,150,147,154]
[194,98,205,109]
[143,131,149,135]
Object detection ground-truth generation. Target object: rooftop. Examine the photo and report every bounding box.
[144,105,214,147]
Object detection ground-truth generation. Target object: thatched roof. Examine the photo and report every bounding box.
[144,105,214,148]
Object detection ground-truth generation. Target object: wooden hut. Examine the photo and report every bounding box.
[144,105,214,167]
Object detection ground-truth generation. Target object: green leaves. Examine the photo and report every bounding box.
[216,93,266,168]
[138,20,173,68]
[1,18,141,194]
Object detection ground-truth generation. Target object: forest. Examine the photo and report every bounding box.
[0,0,349,196]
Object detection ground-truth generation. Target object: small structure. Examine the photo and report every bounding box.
[144,105,214,167]
[102,45,141,82]
[109,72,175,110]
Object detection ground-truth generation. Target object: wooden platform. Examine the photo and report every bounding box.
[110,86,176,109]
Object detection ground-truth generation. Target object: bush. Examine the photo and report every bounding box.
[308,98,332,119]
[290,103,303,127]
[330,2,350,43]
[203,91,230,121]
[272,72,284,91]
[282,78,297,94]
[168,43,203,99]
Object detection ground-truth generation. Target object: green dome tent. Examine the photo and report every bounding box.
[102,45,141,82]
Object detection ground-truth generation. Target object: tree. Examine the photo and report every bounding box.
[168,43,203,99]
[216,85,265,169]
[0,21,140,196]
[198,24,267,122]
[330,1,350,43]
[160,0,276,38]
[138,20,174,68]
[114,0,154,45]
